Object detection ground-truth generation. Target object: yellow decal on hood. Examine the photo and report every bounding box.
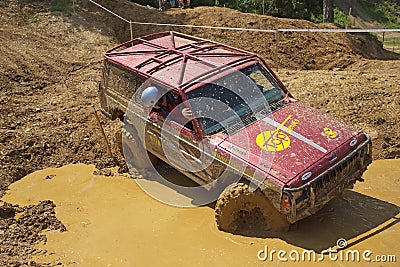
[256,115,299,152]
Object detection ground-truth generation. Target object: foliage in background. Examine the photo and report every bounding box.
[358,0,400,28]
[128,0,399,28]
[131,0,216,8]
[128,0,322,20]
[215,0,322,20]
[333,7,348,26]
[310,7,348,26]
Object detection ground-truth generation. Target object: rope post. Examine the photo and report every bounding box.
[262,0,265,15]
[92,105,115,162]
[130,20,133,41]
[274,30,280,72]
[346,7,352,29]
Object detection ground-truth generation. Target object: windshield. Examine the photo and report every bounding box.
[186,63,286,135]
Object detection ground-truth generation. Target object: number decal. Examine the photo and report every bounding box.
[321,127,340,140]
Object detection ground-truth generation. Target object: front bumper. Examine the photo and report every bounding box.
[283,135,372,223]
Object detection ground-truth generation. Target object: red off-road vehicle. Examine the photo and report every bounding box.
[99,31,372,232]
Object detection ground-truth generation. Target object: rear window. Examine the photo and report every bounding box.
[104,62,144,99]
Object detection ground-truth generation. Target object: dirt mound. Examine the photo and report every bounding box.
[83,0,398,70]
[279,60,400,160]
[347,32,399,59]
[0,0,122,194]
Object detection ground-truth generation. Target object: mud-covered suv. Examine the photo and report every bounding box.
[99,31,372,232]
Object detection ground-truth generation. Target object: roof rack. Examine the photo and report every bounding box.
[105,31,259,91]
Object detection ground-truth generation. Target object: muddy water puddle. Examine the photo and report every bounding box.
[2,160,399,266]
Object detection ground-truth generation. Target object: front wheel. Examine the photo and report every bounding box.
[215,183,290,233]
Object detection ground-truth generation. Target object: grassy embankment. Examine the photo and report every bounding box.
[359,0,400,49]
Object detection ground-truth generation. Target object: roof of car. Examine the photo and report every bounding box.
[104,31,259,92]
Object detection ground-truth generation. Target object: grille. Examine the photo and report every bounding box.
[313,150,361,200]
[223,115,257,135]
[256,100,287,119]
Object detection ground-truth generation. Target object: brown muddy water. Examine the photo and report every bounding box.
[2,160,399,266]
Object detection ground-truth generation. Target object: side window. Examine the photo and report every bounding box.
[106,63,145,100]
[142,86,194,131]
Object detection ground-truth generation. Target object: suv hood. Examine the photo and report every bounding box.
[218,101,360,184]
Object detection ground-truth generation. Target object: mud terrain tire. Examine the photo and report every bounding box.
[122,123,158,174]
[116,127,159,166]
[215,183,290,233]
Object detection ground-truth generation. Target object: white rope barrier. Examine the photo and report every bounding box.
[88,0,400,34]
[130,21,277,33]
[88,0,130,23]
[278,28,400,33]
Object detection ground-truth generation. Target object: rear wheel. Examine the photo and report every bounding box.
[215,183,290,233]
[121,123,159,176]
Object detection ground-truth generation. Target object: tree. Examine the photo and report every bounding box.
[322,0,334,22]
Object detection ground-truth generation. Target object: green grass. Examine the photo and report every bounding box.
[21,10,39,22]
[50,0,73,14]
[334,7,349,26]
[376,35,400,47]
[311,7,351,27]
